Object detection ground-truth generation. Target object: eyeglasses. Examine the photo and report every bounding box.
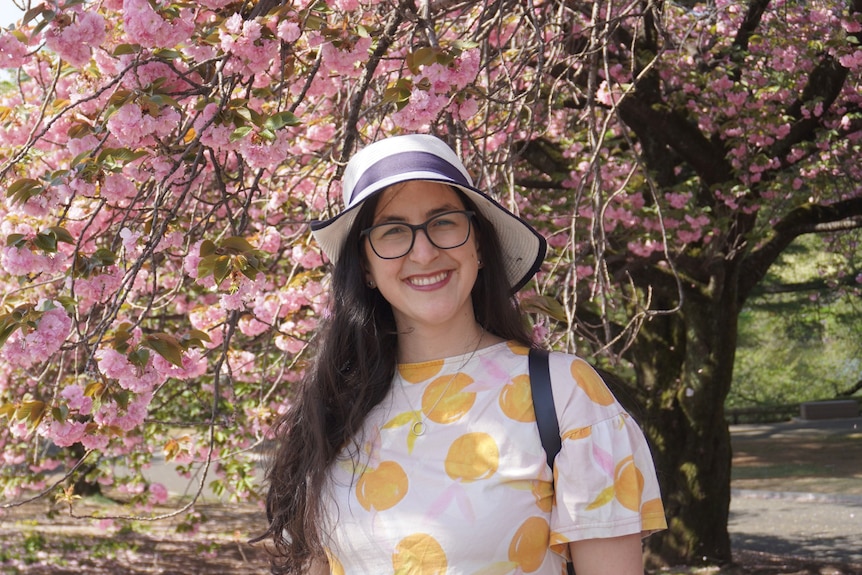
[361,210,475,260]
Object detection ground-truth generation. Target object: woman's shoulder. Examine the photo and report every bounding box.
[539,348,632,424]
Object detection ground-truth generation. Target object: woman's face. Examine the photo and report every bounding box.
[363,181,481,335]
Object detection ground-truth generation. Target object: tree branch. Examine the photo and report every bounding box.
[739,197,862,301]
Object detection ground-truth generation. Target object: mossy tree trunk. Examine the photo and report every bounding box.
[635,275,740,566]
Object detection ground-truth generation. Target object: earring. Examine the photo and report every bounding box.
[477,259,483,268]
[367,280,376,288]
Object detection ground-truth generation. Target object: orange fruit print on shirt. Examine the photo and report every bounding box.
[355,460,409,511]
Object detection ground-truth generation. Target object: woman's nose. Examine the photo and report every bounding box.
[408,228,439,262]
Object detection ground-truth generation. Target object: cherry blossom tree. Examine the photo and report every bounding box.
[0,0,860,567]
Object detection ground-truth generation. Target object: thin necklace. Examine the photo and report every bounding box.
[402,329,485,437]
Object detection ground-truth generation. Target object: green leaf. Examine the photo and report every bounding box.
[153,49,183,61]
[6,233,26,248]
[52,405,68,424]
[67,123,93,139]
[112,322,134,352]
[188,329,212,343]
[46,226,75,245]
[6,178,43,205]
[264,111,301,131]
[450,40,479,51]
[127,347,150,370]
[0,315,21,348]
[213,255,232,285]
[143,333,184,367]
[107,90,134,108]
[97,147,148,165]
[197,254,216,279]
[220,236,255,253]
[33,233,57,253]
[16,400,46,427]
[229,126,254,142]
[521,294,569,323]
[0,403,16,420]
[199,239,217,257]
[91,248,117,267]
[112,44,141,56]
[84,381,106,399]
[407,47,437,73]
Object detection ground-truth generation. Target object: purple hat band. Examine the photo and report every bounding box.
[349,151,471,203]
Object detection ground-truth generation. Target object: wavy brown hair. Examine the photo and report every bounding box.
[256,190,533,574]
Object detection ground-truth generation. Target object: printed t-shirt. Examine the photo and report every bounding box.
[321,341,667,574]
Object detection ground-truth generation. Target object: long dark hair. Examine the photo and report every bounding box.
[258,189,533,574]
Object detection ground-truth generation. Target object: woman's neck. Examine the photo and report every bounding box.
[396,322,497,363]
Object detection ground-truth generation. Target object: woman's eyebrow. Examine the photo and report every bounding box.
[375,204,463,224]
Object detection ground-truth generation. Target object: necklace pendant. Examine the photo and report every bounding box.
[411,421,426,436]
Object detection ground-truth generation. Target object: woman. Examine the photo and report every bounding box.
[260,134,667,574]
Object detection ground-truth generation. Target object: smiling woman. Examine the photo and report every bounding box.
[256,134,667,575]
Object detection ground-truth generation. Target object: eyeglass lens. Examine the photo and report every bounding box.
[365,210,473,259]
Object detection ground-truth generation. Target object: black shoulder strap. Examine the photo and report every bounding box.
[528,348,577,575]
[528,348,561,470]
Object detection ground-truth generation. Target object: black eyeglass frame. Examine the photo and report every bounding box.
[360,210,476,260]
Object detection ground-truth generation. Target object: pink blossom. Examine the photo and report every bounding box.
[677,230,702,243]
[257,227,282,253]
[219,275,264,311]
[277,21,302,43]
[60,384,93,416]
[123,0,194,48]
[45,420,87,448]
[320,37,371,76]
[149,482,169,504]
[666,192,691,209]
[838,50,862,70]
[151,348,207,380]
[455,97,479,120]
[121,227,143,259]
[3,451,26,465]
[190,305,226,348]
[1,306,72,369]
[275,335,305,354]
[81,432,110,451]
[45,11,106,67]
[291,245,323,269]
[115,393,152,430]
[95,348,165,393]
[627,239,661,258]
[102,173,139,206]
[218,15,279,79]
[239,316,271,337]
[70,267,124,314]
[0,33,28,68]
[107,103,181,147]
[391,88,448,130]
[843,18,862,33]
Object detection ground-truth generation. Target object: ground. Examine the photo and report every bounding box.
[1,425,860,574]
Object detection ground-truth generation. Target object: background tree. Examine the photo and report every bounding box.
[0,0,860,568]
[732,232,862,410]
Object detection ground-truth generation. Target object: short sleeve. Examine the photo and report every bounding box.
[547,352,667,552]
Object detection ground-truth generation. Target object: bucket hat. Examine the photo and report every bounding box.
[310,134,546,292]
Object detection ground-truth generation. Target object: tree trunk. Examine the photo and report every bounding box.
[634,279,739,567]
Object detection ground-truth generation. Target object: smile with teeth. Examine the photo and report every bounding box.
[407,271,449,286]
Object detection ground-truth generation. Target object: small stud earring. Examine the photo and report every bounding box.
[367,280,376,288]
